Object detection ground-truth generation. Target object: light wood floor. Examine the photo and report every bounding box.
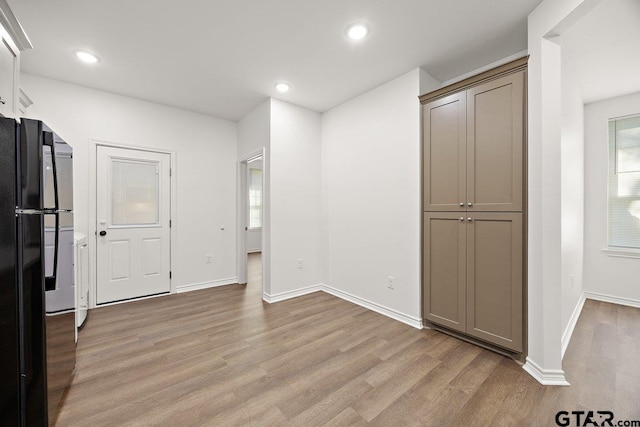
[56,253,640,426]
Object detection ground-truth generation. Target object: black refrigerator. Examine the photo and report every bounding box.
[0,118,76,426]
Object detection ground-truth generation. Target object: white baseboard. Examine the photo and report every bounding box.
[522,357,570,386]
[584,291,640,308]
[263,285,323,303]
[94,292,168,308]
[320,284,423,329]
[561,293,586,359]
[263,283,423,329]
[176,277,238,294]
[561,291,640,360]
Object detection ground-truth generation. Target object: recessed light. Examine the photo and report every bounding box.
[75,50,99,64]
[346,24,369,40]
[275,82,290,93]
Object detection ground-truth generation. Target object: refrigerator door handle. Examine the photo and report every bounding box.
[44,213,59,291]
[43,131,60,211]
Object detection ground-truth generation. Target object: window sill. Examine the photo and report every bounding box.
[602,247,640,259]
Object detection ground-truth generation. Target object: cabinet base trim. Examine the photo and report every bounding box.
[522,357,570,386]
[424,321,523,361]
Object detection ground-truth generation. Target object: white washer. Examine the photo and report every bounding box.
[74,232,89,331]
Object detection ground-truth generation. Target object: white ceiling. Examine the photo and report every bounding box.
[9,0,543,121]
[562,0,640,104]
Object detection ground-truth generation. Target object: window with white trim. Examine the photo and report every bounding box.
[608,114,640,250]
[249,167,262,229]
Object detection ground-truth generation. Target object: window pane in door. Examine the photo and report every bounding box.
[111,159,159,225]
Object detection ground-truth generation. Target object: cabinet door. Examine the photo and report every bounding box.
[0,37,16,118]
[423,212,466,332]
[423,92,466,212]
[466,71,524,211]
[466,212,522,351]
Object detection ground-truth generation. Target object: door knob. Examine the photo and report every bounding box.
[99,230,107,236]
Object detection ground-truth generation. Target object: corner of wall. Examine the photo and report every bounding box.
[561,292,586,358]
[559,44,586,344]
[268,99,323,296]
[526,0,588,383]
[523,357,570,386]
[418,68,441,95]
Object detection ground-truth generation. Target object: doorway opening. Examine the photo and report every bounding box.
[238,150,265,297]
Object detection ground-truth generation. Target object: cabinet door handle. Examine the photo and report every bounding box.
[459,202,464,207]
[459,217,464,222]
[467,217,473,222]
[467,202,473,207]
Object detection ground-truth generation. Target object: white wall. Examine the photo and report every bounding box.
[21,73,238,295]
[584,91,640,303]
[238,100,270,160]
[269,99,322,296]
[321,68,439,323]
[560,52,585,340]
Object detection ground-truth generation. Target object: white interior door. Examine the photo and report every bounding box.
[96,146,171,304]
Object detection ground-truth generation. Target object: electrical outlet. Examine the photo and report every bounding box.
[298,259,304,269]
[387,276,395,289]
[206,254,213,264]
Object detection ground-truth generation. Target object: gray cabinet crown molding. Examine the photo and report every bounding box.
[419,56,528,105]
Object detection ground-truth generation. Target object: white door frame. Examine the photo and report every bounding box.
[237,148,268,296]
[88,140,177,308]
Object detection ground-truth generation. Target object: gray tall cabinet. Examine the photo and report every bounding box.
[421,57,527,353]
